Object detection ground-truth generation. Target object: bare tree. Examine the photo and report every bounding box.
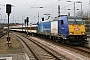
[76,11,90,32]
[76,11,84,16]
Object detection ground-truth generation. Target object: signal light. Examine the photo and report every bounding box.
[6,4,11,14]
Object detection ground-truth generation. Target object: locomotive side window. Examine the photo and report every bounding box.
[61,20,63,25]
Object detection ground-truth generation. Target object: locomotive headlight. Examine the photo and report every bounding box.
[69,32,74,35]
[82,32,85,34]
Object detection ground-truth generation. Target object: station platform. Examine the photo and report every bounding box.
[0,33,30,60]
[0,53,29,60]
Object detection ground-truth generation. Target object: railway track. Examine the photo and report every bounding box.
[72,46,90,57]
[12,32,90,60]
[42,38,90,58]
[60,44,90,58]
[34,34,90,58]
[35,33,90,58]
[13,33,68,60]
[36,34,90,58]
[0,31,7,38]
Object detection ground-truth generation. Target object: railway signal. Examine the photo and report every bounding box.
[6,4,12,47]
[24,17,29,35]
[6,4,11,14]
[26,17,29,35]
[24,19,27,32]
[25,19,27,25]
[26,17,29,26]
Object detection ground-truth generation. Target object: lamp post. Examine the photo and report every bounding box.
[76,1,82,16]
[0,14,2,18]
[0,14,2,23]
[67,1,82,16]
[24,19,26,32]
[22,16,23,31]
[38,12,39,23]
[67,1,75,16]
[37,7,43,23]
[32,7,43,23]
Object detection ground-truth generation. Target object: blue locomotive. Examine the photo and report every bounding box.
[38,16,87,45]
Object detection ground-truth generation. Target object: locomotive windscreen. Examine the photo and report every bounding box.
[68,18,83,24]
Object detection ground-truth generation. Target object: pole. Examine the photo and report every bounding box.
[27,24,28,36]
[58,5,60,17]
[6,4,12,47]
[8,13,9,40]
[25,19,26,32]
[81,2,82,16]
[22,16,23,31]
[27,17,29,36]
[38,12,39,23]
[0,14,2,18]
[74,2,75,16]
[7,13,10,47]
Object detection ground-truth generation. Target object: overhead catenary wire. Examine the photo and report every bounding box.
[46,3,74,16]
[14,0,31,17]
[29,3,74,23]
[14,0,71,20]
[21,0,63,19]
[21,0,39,15]
[15,0,61,20]
[13,0,90,23]
[14,0,39,21]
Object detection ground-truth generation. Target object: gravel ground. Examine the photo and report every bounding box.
[0,33,24,54]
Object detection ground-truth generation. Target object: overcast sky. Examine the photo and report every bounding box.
[0,0,90,24]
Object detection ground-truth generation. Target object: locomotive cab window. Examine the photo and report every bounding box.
[68,18,83,24]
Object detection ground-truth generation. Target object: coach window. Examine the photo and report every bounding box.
[61,20,63,25]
